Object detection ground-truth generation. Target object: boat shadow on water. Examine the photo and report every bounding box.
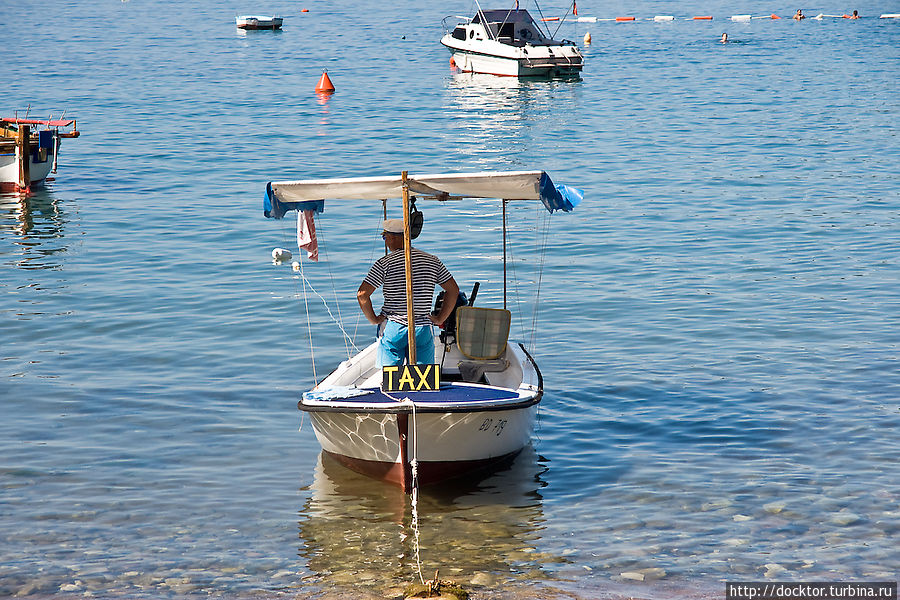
[0,188,71,269]
[296,446,567,593]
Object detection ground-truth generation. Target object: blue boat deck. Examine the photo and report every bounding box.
[300,382,538,413]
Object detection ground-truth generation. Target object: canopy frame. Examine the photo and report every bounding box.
[262,169,582,367]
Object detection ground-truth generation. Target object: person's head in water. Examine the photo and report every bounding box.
[721,32,728,43]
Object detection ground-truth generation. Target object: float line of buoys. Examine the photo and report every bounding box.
[570,12,894,22]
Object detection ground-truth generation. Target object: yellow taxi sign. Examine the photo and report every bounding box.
[382,364,441,392]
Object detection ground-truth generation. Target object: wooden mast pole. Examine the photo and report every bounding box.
[16,125,31,191]
[502,199,508,310]
[401,171,416,364]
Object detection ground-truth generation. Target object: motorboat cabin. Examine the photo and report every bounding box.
[450,9,550,46]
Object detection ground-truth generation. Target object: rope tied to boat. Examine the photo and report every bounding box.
[278,215,363,386]
[296,247,318,384]
[399,397,426,586]
[395,398,469,599]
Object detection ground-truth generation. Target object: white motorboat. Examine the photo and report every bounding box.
[1,116,79,192]
[235,15,283,30]
[263,170,583,491]
[441,7,583,77]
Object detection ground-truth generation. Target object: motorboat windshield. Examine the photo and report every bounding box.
[472,9,551,45]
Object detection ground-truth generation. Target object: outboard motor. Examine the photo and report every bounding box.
[434,282,479,346]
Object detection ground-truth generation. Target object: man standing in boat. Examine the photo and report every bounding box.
[357,219,460,367]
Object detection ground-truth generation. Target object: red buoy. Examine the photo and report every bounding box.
[315,70,335,93]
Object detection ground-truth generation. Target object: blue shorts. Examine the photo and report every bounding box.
[378,320,435,367]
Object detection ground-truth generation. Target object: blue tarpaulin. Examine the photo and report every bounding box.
[539,172,583,213]
[264,182,325,219]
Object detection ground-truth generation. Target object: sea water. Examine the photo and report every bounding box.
[1,0,898,598]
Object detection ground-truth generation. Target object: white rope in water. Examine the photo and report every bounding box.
[297,253,318,384]
[506,206,533,345]
[404,397,426,586]
[505,204,552,353]
[382,394,426,586]
[277,217,361,376]
[529,210,552,353]
[314,218,354,359]
[293,263,360,356]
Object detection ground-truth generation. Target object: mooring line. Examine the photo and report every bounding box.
[399,397,426,585]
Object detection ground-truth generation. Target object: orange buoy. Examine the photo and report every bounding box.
[315,70,335,93]
[693,15,713,20]
[771,13,781,18]
[541,17,560,21]
[301,8,309,12]
[615,16,635,21]
[449,56,457,68]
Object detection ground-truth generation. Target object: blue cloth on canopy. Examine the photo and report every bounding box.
[539,172,583,213]
[264,182,325,219]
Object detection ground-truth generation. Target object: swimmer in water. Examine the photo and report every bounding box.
[794,9,805,19]
[721,32,728,43]
[849,10,859,18]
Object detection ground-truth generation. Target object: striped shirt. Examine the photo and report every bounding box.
[363,248,453,326]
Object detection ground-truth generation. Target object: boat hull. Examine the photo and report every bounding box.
[323,448,524,488]
[300,338,542,491]
[446,48,582,77]
[0,150,54,191]
[309,404,537,487]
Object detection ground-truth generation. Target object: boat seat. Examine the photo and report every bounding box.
[457,358,509,383]
[455,306,511,382]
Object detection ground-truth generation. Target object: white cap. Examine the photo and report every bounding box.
[381,219,404,234]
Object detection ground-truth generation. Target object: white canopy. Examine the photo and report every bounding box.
[270,170,546,203]
[263,170,581,218]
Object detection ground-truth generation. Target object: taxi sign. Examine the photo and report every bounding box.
[382,364,441,392]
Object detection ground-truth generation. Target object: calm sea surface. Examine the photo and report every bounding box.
[2,0,898,598]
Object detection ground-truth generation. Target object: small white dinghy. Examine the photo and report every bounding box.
[235,15,283,30]
[263,170,583,491]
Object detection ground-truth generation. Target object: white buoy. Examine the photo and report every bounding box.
[272,248,293,261]
[583,31,592,44]
[292,261,301,272]
[653,15,675,21]
[731,14,752,21]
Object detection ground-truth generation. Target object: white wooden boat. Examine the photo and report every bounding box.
[263,170,582,491]
[441,7,583,77]
[1,117,79,192]
[235,15,283,30]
